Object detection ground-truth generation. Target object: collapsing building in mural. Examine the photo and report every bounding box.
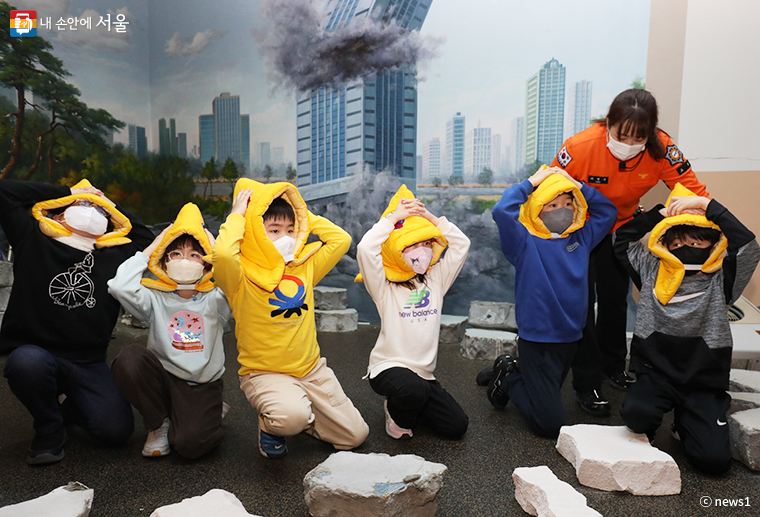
[285,0,436,203]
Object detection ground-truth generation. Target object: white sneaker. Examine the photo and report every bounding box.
[142,418,170,457]
[384,400,412,440]
[222,402,231,419]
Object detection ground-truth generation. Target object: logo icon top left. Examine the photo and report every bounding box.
[11,10,37,37]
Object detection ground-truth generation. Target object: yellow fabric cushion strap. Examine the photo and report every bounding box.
[648,183,726,305]
[140,202,216,293]
[354,184,447,283]
[32,178,133,248]
[232,178,316,292]
[518,173,588,239]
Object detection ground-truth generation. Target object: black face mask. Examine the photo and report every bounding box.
[670,245,712,275]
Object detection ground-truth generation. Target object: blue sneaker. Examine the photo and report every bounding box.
[259,430,287,459]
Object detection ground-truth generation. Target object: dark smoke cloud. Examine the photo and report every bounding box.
[254,0,442,93]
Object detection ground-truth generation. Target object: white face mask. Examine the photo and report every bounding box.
[271,235,296,263]
[166,259,205,286]
[403,246,433,274]
[606,129,646,161]
[63,206,108,236]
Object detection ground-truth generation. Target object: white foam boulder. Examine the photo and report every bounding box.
[730,369,760,393]
[0,482,93,517]
[729,407,760,471]
[468,301,518,331]
[556,425,681,496]
[460,328,517,360]
[315,308,358,332]
[729,391,760,413]
[314,286,348,310]
[303,451,447,517]
[439,315,468,345]
[150,489,261,517]
[513,466,601,517]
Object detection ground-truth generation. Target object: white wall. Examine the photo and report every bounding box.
[677,0,760,172]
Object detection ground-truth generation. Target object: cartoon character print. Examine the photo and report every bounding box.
[49,252,96,310]
[167,310,205,352]
[269,274,309,318]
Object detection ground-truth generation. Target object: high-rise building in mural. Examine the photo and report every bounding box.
[464,126,491,182]
[422,137,441,182]
[260,142,271,167]
[199,114,215,165]
[524,58,566,166]
[566,80,593,138]
[199,93,250,172]
[241,114,250,174]
[213,92,241,166]
[491,133,502,176]
[272,146,284,165]
[444,112,465,180]
[128,124,147,157]
[296,0,434,201]
[178,132,187,158]
[511,116,524,172]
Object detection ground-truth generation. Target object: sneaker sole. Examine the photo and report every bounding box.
[476,365,494,386]
[575,399,611,417]
[142,448,170,457]
[27,450,65,465]
[259,448,288,459]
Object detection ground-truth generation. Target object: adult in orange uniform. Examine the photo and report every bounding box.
[551,89,708,416]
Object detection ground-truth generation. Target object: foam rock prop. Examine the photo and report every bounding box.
[439,315,468,345]
[729,407,760,471]
[730,369,760,393]
[468,301,517,331]
[315,308,358,332]
[460,328,517,360]
[314,286,348,310]
[303,451,447,517]
[729,391,760,414]
[150,489,261,517]
[513,466,601,517]
[0,482,93,517]
[556,425,681,496]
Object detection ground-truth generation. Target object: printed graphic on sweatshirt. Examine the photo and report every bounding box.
[168,311,205,351]
[49,252,96,310]
[399,289,438,321]
[269,274,309,318]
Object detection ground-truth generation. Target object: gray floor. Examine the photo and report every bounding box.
[1,323,758,516]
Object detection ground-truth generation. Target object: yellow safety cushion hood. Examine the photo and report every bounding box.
[32,179,132,248]
[141,202,215,293]
[233,178,320,292]
[648,183,726,305]
[518,173,588,239]
[355,184,447,283]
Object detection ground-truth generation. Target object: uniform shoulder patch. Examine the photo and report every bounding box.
[665,144,685,166]
[557,146,572,168]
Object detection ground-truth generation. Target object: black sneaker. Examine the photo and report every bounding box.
[575,389,611,417]
[606,371,636,391]
[27,427,66,466]
[488,355,518,409]
[475,365,494,386]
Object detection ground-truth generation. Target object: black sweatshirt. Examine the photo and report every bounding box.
[0,180,154,362]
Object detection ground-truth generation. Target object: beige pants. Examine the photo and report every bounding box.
[239,357,369,450]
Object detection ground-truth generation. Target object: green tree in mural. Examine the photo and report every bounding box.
[220,157,239,181]
[0,2,69,178]
[448,174,464,187]
[263,164,273,183]
[478,167,494,187]
[286,164,296,182]
[631,76,646,89]
[201,157,218,196]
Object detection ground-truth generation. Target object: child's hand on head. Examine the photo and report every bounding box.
[389,198,424,223]
[143,224,172,257]
[665,196,709,217]
[527,166,555,187]
[231,188,252,216]
[551,168,582,189]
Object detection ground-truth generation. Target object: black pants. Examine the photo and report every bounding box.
[3,344,133,445]
[111,344,224,459]
[572,234,630,392]
[369,367,468,439]
[504,338,577,438]
[620,370,732,475]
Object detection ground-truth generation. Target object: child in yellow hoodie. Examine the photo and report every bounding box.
[213,179,368,458]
